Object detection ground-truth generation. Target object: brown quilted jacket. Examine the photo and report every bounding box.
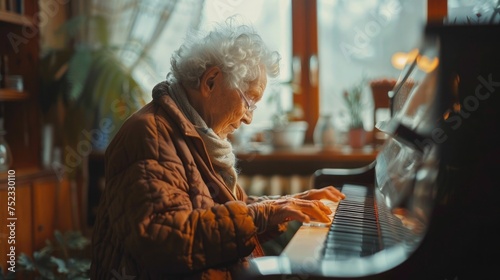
[90,84,268,279]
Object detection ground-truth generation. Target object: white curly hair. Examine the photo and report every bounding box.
[169,17,281,92]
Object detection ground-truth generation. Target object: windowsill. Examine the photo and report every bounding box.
[235,143,379,176]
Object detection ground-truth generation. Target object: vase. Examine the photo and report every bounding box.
[348,127,366,149]
[314,114,335,149]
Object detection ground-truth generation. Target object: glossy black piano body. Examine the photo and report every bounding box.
[243,24,500,280]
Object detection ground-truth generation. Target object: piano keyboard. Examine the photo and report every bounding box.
[322,184,381,260]
[282,183,418,264]
[247,183,430,278]
[282,185,375,261]
[248,182,434,279]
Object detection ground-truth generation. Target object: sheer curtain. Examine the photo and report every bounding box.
[64,0,204,229]
[72,0,205,102]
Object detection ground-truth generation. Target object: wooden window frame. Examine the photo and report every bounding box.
[291,0,443,143]
[291,0,318,143]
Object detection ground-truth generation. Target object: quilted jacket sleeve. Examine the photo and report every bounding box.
[102,104,258,273]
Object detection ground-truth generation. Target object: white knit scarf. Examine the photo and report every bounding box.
[167,81,238,194]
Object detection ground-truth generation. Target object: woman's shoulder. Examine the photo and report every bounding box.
[104,101,179,173]
[120,102,163,133]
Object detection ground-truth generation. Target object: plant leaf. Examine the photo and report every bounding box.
[67,258,91,273]
[36,265,56,280]
[17,253,36,271]
[58,15,87,42]
[33,246,54,262]
[51,256,69,274]
[65,231,90,250]
[91,15,110,47]
[53,230,66,249]
[67,49,94,101]
[32,245,57,278]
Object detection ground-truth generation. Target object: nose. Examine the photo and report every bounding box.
[242,110,253,124]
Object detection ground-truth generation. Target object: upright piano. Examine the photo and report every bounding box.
[242,24,500,280]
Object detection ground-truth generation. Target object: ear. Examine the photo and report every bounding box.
[200,66,221,95]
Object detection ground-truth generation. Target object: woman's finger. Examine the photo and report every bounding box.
[293,200,331,223]
[320,186,346,202]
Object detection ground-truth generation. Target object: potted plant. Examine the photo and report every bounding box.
[343,80,368,148]
[265,83,307,149]
[40,14,147,178]
[16,230,91,279]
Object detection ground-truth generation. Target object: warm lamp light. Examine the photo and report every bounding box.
[417,55,439,73]
[391,48,419,69]
[391,54,408,70]
[391,48,438,73]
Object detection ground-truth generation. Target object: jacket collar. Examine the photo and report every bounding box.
[152,81,200,137]
[152,82,238,201]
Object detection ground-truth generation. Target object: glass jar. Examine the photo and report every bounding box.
[0,118,13,172]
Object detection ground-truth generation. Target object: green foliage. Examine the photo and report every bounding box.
[267,82,302,128]
[41,14,146,118]
[0,266,16,280]
[16,230,91,280]
[343,80,367,129]
[40,14,147,177]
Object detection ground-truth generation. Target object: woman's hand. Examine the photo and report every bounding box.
[247,186,345,233]
[267,198,332,224]
[248,198,332,233]
[292,186,345,202]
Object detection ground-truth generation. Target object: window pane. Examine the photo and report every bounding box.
[135,0,205,102]
[318,0,426,143]
[447,0,500,24]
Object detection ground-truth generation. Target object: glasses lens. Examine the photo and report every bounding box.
[237,89,256,112]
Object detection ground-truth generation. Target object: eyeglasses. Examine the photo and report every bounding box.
[236,88,257,113]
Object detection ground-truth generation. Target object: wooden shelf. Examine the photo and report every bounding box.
[0,10,32,26]
[0,88,29,101]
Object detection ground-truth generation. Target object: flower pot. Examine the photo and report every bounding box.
[265,121,308,149]
[348,127,366,149]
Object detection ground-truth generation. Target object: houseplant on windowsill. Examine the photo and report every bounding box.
[343,80,368,148]
[265,83,308,149]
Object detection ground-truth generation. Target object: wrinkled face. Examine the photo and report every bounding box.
[200,65,267,139]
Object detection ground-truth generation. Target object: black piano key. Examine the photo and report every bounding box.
[326,233,380,249]
[332,219,378,229]
[330,225,379,237]
[334,214,378,223]
[321,185,385,259]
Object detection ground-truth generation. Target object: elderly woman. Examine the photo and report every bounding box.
[90,19,345,279]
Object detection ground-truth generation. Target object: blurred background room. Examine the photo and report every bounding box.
[1,0,499,277]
